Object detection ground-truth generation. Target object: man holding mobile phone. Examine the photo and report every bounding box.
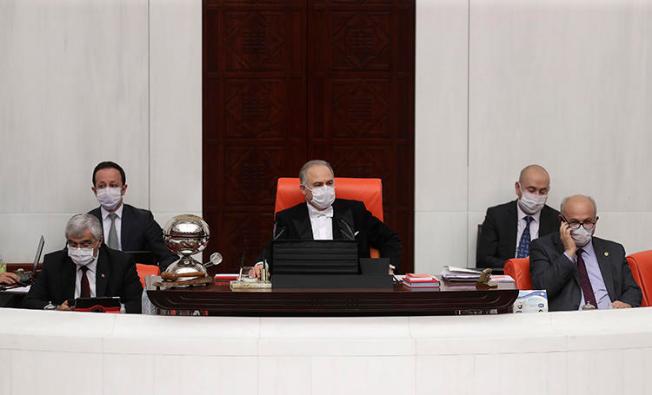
[530,194,641,311]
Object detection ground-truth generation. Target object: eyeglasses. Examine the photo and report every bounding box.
[67,240,96,249]
[561,216,598,231]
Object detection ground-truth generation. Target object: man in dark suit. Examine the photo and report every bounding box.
[23,214,143,313]
[88,161,177,270]
[477,164,560,268]
[256,160,401,274]
[530,195,641,311]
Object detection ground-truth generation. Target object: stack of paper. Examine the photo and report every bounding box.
[402,273,440,288]
[440,266,483,282]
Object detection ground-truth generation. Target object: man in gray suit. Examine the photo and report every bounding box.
[530,195,641,311]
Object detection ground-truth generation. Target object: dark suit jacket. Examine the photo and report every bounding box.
[530,233,641,311]
[23,245,143,313]
[477,200,560,268]
[89,204,177,270]
[262,199,402,272]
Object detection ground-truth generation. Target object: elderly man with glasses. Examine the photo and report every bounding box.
[23,213,142,313]
[530,194,641,311]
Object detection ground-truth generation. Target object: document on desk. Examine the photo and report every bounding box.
[1,285,31,293]
[441,266,482,282]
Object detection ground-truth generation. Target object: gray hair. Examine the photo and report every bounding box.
[65,213,103,241]
[560,194,598,218]
[299,159,334,185]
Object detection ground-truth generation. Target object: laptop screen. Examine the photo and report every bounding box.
[32,235,45,271]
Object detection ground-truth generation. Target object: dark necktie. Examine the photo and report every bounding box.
[576,248,597,308]
[516,216,534,258]
[80,266,91,298]
[107,213,119,250]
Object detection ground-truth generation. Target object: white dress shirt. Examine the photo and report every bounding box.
[514,205,541,256]
[74,257,98,299]
[307,203,334,240]
[101,204,124,250]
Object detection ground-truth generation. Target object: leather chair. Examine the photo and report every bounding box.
[275,177,384,257]
[626,250,652,307]
[135,263,160,288]
[503,257,532,290]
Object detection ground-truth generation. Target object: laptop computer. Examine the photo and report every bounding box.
[16,235,45,284]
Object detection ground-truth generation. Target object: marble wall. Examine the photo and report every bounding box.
[1,0,651,274]
[416,0,652,274]
[0,0,201,261]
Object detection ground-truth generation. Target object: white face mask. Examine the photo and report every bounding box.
[518,188,547,215]
[571,226,593,247]
[67,246,96,266]
[96,187,123,211]
[308,185,335,210]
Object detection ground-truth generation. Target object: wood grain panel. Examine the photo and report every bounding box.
[204,0,415,273]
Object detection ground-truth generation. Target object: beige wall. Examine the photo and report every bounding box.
[416,0,652,274]
[0,0,201,261]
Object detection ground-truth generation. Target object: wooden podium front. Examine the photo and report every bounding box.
[147,281,518,316]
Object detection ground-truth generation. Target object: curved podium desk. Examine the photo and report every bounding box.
[147,282,519,316]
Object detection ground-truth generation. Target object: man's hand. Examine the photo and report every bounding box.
[0,272,20,285]
[560,222,577,257]
[611,300,632,309]
[57,300,73,311]
[248,263,263,279]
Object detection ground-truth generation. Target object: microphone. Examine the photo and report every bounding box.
[338,218,356,241]
[273,223,287,240]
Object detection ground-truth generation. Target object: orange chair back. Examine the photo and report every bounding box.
[626,250,652,307]
[275,177,384,257]
[135,263,160,288]
[503,257,532,290]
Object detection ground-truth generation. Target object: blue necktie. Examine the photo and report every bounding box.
[516,216,534,258]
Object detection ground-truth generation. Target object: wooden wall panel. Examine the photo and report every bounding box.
[203,0,414,273]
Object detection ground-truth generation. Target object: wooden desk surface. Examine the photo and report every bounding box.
[147,280,518,316]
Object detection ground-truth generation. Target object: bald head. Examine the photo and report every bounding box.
[561,194,597,219]
[515,164,550,198]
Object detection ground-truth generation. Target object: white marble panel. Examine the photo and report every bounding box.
[467,210,486,266]
[591,212,652,255]
[415,0,469,212]
[622,348,652,395]
[0,213,70,262]
[0,0,150,214]
[416,355,474,395]
[468,0,652,214]
[311,356,414,395]
[473,352,567,395]
[103,354,155,395]
[153,355,257,395]
[414,212,468,274]
[149,0,202,214]
[567,349,623,395]
[258,357,311,395]
[10,350,103,395]
[0,308,111,353]
[259,317,414,356]
[105,315,260,356]
[0,350,11,395]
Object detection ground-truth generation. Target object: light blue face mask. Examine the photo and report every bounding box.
[571,226,593,247]
[308,185,335,210]
[67,246,95,266]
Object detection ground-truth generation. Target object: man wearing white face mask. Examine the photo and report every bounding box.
[88,161,177,270]
[257,160,401,273]
[23,214,143,313]
[530,195,641,311]
[477,164,561,269]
